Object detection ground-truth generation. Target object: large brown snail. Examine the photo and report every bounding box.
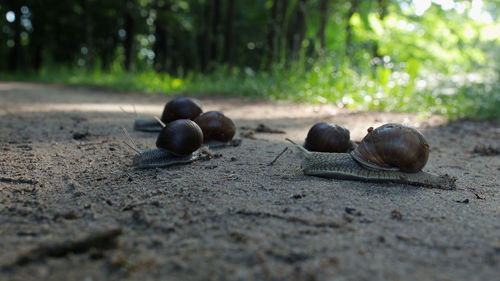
[304,122,355,153]
[288,123,456,189]
[134,97,203,132]
[125,119,204,168]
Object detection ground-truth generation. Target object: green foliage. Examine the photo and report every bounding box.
[1,0,499,120]
[3,59,498,120]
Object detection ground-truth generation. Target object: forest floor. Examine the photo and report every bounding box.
[0,81,499,281]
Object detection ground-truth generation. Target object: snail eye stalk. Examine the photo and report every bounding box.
[121,126,141,154]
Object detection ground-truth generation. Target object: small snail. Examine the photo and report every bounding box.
[194,111,237,147]
[287,123,456,189]
[161,97,203,123]
[304,122,355,153]
[125,119,204,168]
[134,97,203,132]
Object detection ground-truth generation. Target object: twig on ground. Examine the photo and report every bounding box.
[267,147,288,166]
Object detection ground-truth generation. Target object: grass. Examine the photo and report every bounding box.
[1,62,499,120]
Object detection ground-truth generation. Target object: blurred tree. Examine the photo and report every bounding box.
[0,0,497,83]
[223,0,235,66]
[6,0,22,71]
[317,0,329,50]
[153,0,171,72]
[122,0,138,71]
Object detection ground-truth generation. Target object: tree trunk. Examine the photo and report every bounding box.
[32,43,43,71]
[345,0,360,57]
[278,0,289,63]
[210,0,221,65]
[124,12,135,71]
[266,0,280,67]
[153,1,170,72]
[293,0,307,58]
[317,0,328,50]
[200,1,212,72]
[80,0,94,69]
[223,0,235,66]
[8,1,22,72]
[371,0,388,61]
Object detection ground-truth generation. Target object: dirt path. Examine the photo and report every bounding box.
[0,82,499,281]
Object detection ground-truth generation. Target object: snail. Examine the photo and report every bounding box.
[304,122,355,153]
[194,111,237,148]
[288,123,456,189]
[124,119,204,168]
[134,97,203,132]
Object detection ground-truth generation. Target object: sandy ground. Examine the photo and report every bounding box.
[0,81,499,281]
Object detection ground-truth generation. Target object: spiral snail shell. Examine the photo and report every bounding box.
[304,122,355,153]
[351,123,429,173]
[161,97,203,123]
[194,111,236,146]
[127,119,204,168]
[156,119,204,156]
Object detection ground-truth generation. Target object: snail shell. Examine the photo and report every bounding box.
[161,97,203,123]
[156,119,204,156]
[194,111,236,143]
[351,123,429,173]
[304,123,354,153]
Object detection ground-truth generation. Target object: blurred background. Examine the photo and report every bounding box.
[1,0,499,119]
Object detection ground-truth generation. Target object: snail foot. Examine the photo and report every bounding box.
[204,139,242,149]
[133,118,163,132]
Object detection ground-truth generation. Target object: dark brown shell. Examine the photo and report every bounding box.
[194,111,236,142]
[351,123,429,173]
[156,119,203,155]
[304,123,354,153]
[161,97,203,123]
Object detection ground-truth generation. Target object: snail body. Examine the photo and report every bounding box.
[288,123,455,189]
[132,148,200,168]
[130,119,204,168]
[297,148,455,189]
[134,97,203,132]
[304,123,355,153]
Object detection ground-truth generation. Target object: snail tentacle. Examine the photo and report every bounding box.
[286,138,311,159]
[121,127,141,154]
